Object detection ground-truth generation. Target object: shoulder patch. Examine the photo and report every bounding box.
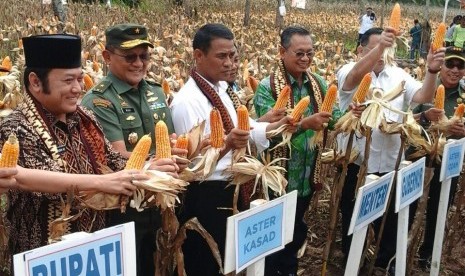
[92,80,111,93]
[92,98,112,108]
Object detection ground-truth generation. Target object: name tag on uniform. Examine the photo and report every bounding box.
[150,102,166,110]
[121,107,135,113]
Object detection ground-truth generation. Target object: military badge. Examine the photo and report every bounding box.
[121,101,129,107]
[126,115,136,121]
[153,113,159,120]
[128,132,138,145]
[146,91,154,96]
[147,97,158,103]
[92,98,112,108]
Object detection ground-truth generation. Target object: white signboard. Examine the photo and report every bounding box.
[348,171,395,235]
[440,138,465,181]
[291,0,306,9]
[224,190,297,274]
[396,157,425,212]
[14,222,136,276]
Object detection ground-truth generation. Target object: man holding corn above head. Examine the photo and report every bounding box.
[170,23,295,276]
[253,25,341,276]
[81,23,183,276]
[337,27,445,273]
[0,34,149,268]
[410,46,465,270]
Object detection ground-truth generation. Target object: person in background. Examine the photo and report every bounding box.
[452,16,465,48]
[254,26,339,276]
[411,46,465,271]
[410,19,422,60]
[357,7,376,47]
[446,15,462,47]
[81,23,184,276]
[337,27,445,274]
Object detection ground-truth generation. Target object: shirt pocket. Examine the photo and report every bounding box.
[120,115,144,149]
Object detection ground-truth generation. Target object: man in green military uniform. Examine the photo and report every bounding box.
[81,23,184,276]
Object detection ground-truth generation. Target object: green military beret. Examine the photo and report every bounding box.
[105,23,154,49]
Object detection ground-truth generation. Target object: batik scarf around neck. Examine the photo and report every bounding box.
[270,59,325,190]
[8,91,110,250]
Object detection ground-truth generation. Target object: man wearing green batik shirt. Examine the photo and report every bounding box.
[81,23,185,276]
[253,26,342,276]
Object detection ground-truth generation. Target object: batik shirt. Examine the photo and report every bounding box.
[0,104,126,255]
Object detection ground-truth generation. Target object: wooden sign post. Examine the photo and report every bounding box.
[14,222,136,276]
[395,157,426,276]
[344,172,395,276]
[431,138,465,276]
[224,190,297,275]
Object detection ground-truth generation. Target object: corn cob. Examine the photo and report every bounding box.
[432,22,447,52]
[388,3,401,33]
[1,56,12,71]
[175,134,188,158]
[273,86,291,110]
[290,96,310,122]
[162,79,170,96]
[237,105,250,131]
[83,74,94,91]
[155,121,172,159]
[0,133,19,168]
[92,60,100,72]
[434,85,445,110]
[353,73,372,103]
[321,84,337,112]
[210,108,224,148]
[125,134,152,170]
[247,76,260,92]
[455,103,465,117]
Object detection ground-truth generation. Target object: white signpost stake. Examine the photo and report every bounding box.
[395,157,426,276]
[431,138,465,276]
[344,172,395,276]
[224,190,297,275]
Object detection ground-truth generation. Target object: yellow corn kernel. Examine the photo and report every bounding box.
[92,60,100,72]
[434,85,445,110]
[432,22,446,52]
[162,79,170,96]
[291,96,310,122]
[175,134,188,158]
[388,3,401,33]
[83,73,94,91]
[455,103,465,117]
[210,108,224,148]
[0,133,19,168]
[125,134,151,170]
[353,73,372,104]
[155,121,172,159]
[273,86,291,110]
[321,84,337,113]
[247,76,259,92]
[1,56,12,72]
[237,105,250,131]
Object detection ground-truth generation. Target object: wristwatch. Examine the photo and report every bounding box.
[419,111,431,126]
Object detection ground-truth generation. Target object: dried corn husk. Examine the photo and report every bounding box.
[226,153,288,201]
[49,189,82,244]
[131,169,188,211]
[320,147,359,164]
[186,120,206,160]
[185,145,221,181]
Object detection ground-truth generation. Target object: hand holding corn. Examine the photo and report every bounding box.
[147,158,179,178]
[300,112,332,131]
[447,121,465,137]
[0,167,18,193]
[225,128,250,150]
[257,107,286,123]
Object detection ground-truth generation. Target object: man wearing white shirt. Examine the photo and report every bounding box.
[337,27,445,273]
[357,7,376,47]
[171,23,294,276]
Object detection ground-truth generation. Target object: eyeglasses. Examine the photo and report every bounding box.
[108,50,151,63]
[445,59,465,70]
[290,50,315,59]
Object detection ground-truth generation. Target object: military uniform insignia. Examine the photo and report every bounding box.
[92,98,112,108]
[121,101,129,107]
[146,91,154,96]
[153,113,159,120]
[147,97,158,103]
[135,28,140,34]
[128,132,138,145]
[126,115,136,121]
[121,107,135,113]
[162,112,166,119]
[458,98,463,104]
[92,80,111,93]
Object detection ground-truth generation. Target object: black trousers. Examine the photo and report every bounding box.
[178,180,234,276]
[107,208,159,276]
[264,194,312,276]
[417,164,458,259]
[340,164,399,268]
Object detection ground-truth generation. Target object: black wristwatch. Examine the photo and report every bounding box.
[419,111,431,127]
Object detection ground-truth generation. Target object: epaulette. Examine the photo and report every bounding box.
[92,80,112,93]
[146,80,161,87]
